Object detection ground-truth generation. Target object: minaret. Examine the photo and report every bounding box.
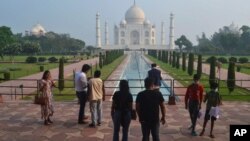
[105,21,109,45]
[96,12,101,48]
[169,13,175,49]
[161,22,166,45]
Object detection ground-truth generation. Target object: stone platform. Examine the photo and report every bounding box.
[0,101,249,141]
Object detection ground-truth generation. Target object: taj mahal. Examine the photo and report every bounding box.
[96,2,175,50]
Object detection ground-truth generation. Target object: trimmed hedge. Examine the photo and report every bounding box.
[218,57,228,63]
[26,56,37,63]
[4,71,10,80]
[38,57,47,62]
[239,57,248,63]
[48,57,58,63]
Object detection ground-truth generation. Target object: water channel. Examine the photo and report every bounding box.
[120,51,171,101]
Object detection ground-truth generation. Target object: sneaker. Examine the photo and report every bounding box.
[97,122,101,126]
[191,131,198,136]
[89,123,96,128]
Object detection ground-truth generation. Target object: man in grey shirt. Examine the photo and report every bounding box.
[75,64,91,124]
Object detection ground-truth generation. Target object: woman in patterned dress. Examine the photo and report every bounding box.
[39,70,56,125]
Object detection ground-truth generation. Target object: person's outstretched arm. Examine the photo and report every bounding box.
[160,102,166,125]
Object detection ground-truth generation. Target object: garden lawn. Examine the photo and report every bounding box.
[0,63,60,79]
[147,55,250,102]
[0,55,88,62]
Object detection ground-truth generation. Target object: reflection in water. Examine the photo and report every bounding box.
[122,51,170,100]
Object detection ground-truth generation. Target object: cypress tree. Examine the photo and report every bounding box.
[99,52,103,69]
[169,51,172,65]
[227,58,235,93]
[187,53,194,76]
[157,50,161,60]
[161,50,165,61]
[58,58,64,94]
[172,51,176,68]
[176,53,180,69]
[197,54,202,78]
[182,52,186,71]
[209,56,216,86]
[166,51,169,64]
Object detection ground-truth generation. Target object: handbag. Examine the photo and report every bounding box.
[131,109,137,120]
[34,92,47,105]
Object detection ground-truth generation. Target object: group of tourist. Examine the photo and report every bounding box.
[38,62,221,141]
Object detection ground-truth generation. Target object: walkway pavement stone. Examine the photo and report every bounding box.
[0,101,249,141]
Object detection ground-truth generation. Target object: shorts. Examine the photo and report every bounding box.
[204,109,217,121]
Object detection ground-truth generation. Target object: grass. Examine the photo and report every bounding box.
[0,55,88,62]
[147,55,250,102]
[0,63,60,79]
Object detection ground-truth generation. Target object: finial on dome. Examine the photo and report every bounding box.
[134,0,136,5]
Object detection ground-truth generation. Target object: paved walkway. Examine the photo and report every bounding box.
[0,58,98,101]
[0,101,249,141]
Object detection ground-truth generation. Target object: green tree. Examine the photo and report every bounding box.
[58,58,64,94]
[197,32,217,53]
[240,25,250,51]
[182,53,186,71]
[99,52,103,69]
[169,51,172,65]
[21,41,41,55]
[211,24,241,54]
[0,26,14,59]
[172,51,176,68]
[3,43,22,62]
[176,52,180,69]
[197,54,202,78]
[209,56,216,86]
[175,35,193,53]
[227,60,235,93]
[166,51,169,64]
[187,53,194,76]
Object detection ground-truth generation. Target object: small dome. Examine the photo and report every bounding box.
[31,24,46,36]
[120,19,127,25]
[125,5,145,24]
[144,19,151,25]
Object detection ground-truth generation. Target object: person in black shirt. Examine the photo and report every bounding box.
[111,80,133,141]
[136,77,166,141]
[148,63,162,90]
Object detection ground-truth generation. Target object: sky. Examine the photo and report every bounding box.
[0,0,249,46]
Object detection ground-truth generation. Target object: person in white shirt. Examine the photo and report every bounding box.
[75,64,91,124]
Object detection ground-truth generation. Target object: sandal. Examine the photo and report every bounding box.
[209,134,215,138]
[200,129,205,136]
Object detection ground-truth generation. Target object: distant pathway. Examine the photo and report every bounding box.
[0,58,98,101]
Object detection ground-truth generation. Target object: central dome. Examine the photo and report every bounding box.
[31,24,46,36]
[125,5,145,24]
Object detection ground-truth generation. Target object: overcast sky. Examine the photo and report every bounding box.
[0,0,249,46]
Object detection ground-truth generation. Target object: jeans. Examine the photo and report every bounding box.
[188,100,199,132]
[76,91,88,122]
[89,100,102,125]
[112,110,131,141]
[141,122,160,141]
